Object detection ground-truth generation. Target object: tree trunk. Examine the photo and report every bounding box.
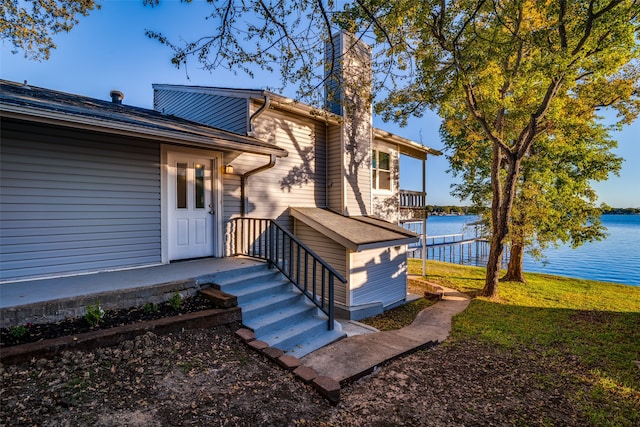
[484,234,504,297]
[502,240,526,282]
[482,149,521,297]
[482,144,505,297]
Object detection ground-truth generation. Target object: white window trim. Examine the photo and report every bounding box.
[372,149,393,194]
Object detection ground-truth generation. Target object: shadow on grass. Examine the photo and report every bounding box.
[453,298,640,426]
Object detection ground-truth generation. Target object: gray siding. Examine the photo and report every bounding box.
[0,121,161,282]
[350,246,407,308]
[154,88,248,134]
[333,31,373,216]
[323,32,373,217]
[326,124,343,213]
[247,107,326,227]
[222,173,242,222]
[342,114,372,217]
[293,221,347,305]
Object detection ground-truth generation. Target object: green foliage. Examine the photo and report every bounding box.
[84,302,105,327]
[168,292,182,311]
[1,0,100,60]
[426,205,477,215]
[365,0,639,294]
[408,259,640,425]
[447,112,622,264]
[143,302,159,315]
[8,324,29,339]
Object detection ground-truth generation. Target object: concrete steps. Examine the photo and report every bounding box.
[213,264,345,357]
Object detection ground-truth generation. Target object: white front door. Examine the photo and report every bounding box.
[167,152,217,260]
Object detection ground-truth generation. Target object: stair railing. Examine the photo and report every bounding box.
[226,217,346,330]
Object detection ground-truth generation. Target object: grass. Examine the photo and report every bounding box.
[404,259,640,426]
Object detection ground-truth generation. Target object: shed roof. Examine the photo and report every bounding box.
[290,207,418,251]
[0,80,288,157]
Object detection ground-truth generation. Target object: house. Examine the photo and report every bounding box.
[0,33,439,329]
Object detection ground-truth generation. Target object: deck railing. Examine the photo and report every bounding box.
[226,217,346,330]
[399,190,426,209]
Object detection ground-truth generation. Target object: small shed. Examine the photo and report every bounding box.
[290,207,418,320]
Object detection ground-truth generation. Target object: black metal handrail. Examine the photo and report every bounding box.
[226,217,346,330]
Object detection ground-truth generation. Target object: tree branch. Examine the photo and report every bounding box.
[558,0,568,49]
[571,0,623,56]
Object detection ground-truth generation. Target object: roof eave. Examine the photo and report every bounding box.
[357,236,420,251]
[373,128,442,158]
[0,105,288,157]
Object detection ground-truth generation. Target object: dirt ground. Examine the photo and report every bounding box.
[0,325,592,426]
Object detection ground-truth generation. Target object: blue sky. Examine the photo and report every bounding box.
[2,0,638,207]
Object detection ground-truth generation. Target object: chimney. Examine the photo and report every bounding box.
[324,32,372,115]
[110,90,124,104]
[324,32,374,216]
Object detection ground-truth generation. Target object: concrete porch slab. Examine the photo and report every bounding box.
[0,257,264,328]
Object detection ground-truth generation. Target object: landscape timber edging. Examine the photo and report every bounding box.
[0,307,241,365]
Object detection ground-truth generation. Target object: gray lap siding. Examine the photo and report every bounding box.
[153,89,248,135]
[0,120,161,282]
[248,108,327,226]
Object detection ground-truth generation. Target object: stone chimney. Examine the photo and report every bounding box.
[325,32,373,216]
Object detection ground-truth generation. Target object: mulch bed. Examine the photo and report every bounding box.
[0,295,214,347]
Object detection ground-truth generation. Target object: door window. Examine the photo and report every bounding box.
[195,163,205,209]
[176,163,188,208]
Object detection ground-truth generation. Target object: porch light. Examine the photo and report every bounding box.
[223,164,234,174]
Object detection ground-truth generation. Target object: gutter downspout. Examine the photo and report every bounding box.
[247,94,271,137]
[240,94,277,216]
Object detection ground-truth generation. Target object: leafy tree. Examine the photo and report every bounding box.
[1,0,100,60]
[347,0,639,296]
[447,117,622,283]
[147,0,639,297]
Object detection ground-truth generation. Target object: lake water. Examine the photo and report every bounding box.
[419,214,640,286]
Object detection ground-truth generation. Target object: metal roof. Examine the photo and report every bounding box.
[0,80,288,157]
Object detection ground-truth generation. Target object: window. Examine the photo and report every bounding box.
[176,163,187,209]
[372,150,391,191]
[195,163,205,209]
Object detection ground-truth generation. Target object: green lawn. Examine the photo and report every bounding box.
[407,259,640,426]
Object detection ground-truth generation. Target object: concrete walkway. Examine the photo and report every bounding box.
[301,287,470,384]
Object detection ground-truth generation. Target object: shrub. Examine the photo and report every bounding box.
[143,302,159,314]
[168,292,182,311]
[85,302,105,327]
[9,324,29,339]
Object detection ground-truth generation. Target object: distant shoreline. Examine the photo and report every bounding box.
[425,207,640,216]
